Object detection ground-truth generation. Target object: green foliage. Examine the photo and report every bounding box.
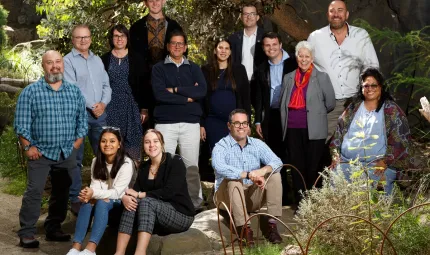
[0,126,24,179]
[2,174,26,195]
[244,242,283,255]
[0,91,19,126]
[0,4,8,48]
[0,44,45,80]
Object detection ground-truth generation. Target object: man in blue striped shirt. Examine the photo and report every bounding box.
[212,109,283,247]
[64,24,111,215]
[14,50,88,248]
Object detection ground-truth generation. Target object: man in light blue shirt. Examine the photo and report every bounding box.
[212,109,283,247]
[64,24,111,215]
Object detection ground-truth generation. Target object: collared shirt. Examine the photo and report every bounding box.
[168,55,185,67]
[64,48,111,109]
[308,24,379,99]
[14,78,88,161]
[269,50,290,108]
[241,29,257,81]
[212,134,283,191]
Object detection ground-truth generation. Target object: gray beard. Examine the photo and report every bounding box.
[46,73,64,83]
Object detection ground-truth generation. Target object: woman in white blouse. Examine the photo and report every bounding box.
[67,127,134,255]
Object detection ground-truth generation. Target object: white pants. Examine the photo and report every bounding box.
[155,123,203,208]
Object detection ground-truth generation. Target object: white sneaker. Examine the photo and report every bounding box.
[66,248,80,255]
[79,249,96,255]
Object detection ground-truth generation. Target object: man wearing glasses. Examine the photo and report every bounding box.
[64,24,111,215]
[212,109,284,247]
[151,29,207,212]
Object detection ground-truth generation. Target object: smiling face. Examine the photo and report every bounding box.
[100,132,121,159]
[145,0,166,16]
[72,27,92,54]
[262,37,282,61]
[327,0,349,30]
[112,29,127,50]
[297,48,314,72]
[228,113,249,143]
[42,50,64,84]
[215,41,231,63]
[143,131,164,160]
[168,35,187,60]
[362,76,382,102]
[241,6,259,29]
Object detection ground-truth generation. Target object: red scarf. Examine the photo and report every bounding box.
[288,64,313,109]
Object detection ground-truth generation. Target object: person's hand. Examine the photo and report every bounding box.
[25,146,42,161]
[122,194,138,212]
[255,124,263,139]
[140,109,149,124]
[252,176,265,190]
[166,88,174,93]
[200,127,206,141]
[92,102,106,118]
[329,155,340,170]
[373,159,387,178]
[187,98,194,103]
[419,109,430,123]
[78,187,93,203]
[248,168,267,180]
[73,138,83,149]
[125,188,138,198]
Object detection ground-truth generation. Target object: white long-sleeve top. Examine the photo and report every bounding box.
[90,156,134,200]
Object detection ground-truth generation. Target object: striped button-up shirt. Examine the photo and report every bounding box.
[212,134,283,191]
[14,77,88,161]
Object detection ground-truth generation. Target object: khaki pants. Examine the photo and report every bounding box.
[216,172,282,227]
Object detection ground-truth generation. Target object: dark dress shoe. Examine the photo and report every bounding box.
[19,236,40,248]
[70,202,81,216]
[45,231,71,242]
[236,225,255,248]
[267,222,283,244]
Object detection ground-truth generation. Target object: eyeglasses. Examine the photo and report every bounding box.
[230,121,249,128]
[362,84,379,90]
[74,36,91,41]
[113,34,126,40]
[242,12,257,18]
[169,41,185,47]
[102,126,121,131]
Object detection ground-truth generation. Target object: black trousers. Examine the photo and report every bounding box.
[285,128,325,203]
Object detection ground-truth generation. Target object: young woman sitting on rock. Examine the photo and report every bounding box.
[114,129,195,255]
[67,127,134,255]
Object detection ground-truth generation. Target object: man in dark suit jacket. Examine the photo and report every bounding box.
[253,32,297,205]
[228,3,266,107]
[129,0,182,127]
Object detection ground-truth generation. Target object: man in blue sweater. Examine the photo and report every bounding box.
[152,29,207,211]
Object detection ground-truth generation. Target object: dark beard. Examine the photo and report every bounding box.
[46,73,64,83]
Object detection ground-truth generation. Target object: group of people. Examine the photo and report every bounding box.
[13,0,417,253]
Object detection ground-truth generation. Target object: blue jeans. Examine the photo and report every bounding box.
[73,199,120,245]
[69,113,106,203]
[338,163,397,195]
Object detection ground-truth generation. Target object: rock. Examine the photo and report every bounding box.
[281,245,303,255]
[0,84,20,94]
[161,228,211,255]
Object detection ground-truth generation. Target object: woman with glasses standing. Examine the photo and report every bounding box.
[101,24,146,162]
[200,39,251,150]
[66,127,134,255]
[279,41,335,204]
[330,67,416,194]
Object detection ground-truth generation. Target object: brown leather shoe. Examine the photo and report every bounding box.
[267,222,283,244]
[237,225,255,248]
[19,236,40,248]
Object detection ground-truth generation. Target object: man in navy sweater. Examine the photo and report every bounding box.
[152,29,207,211]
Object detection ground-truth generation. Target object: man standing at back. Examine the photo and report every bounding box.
[64,24,111,215]
[152,30,207,211]
[229,3,266,106]
[307,0,379,140]
[130,0,183,127]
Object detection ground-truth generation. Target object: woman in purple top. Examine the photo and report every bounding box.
[279,41,336,204]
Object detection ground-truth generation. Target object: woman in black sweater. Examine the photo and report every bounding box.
[200,39,251,150]
[114,129,194,255]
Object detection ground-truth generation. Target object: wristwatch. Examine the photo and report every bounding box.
[23,144,31,151]
[246,172,250,180]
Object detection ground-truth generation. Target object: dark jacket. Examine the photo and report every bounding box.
[129,15,182,67]
[253,54,297,139]
[228,26,266,71]
[100,51,151,110]
[134,153,195,216]
[152,56,207,124]
[200,63,251,126]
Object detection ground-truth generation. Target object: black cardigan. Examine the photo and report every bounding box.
[133,153,195,217]
[200,63,251,126]
[253,55,298,139]
[100,51,151,111]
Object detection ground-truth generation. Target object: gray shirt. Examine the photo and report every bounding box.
[64,48,111,109]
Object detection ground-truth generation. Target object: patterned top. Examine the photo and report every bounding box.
[147,15,166,66]
[212,135,283,191]
[330,99,419,171]
[14,77,88,161]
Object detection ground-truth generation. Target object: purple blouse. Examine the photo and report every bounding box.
[287,70,309,129]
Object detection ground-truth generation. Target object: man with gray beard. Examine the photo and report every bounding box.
[14,50,88,248]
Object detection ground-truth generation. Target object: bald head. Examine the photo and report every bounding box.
[42,50,64,84]
[327,0,349,30]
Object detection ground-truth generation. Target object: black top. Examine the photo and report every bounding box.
[133,153,195,216]
[253,55,298,139]
[200,63,251,126]
[100,51,151,111]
